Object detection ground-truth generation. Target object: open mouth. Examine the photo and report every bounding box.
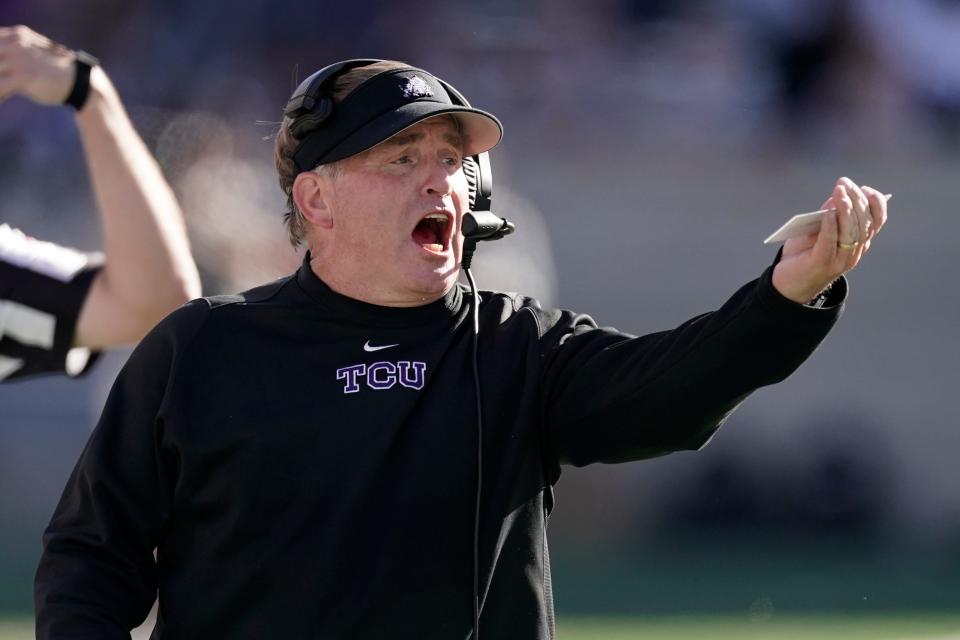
[411,212,452,254]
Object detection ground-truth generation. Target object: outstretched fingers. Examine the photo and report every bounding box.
[860,186,889,254]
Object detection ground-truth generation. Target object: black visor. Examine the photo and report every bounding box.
[290,68,502,174]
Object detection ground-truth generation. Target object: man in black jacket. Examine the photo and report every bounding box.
[35,59,888,639]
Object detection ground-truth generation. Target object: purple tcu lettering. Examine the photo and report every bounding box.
[397,361,425,390]
[336,361,427,393]
[336,364,366,394]
[367,361,396,390]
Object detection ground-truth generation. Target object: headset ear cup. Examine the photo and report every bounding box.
[462,155,479,211]
[289,96,334,139]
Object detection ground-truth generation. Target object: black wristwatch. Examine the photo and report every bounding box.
[64,50,100,111]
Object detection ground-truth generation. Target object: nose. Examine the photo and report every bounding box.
[421,159,454,198]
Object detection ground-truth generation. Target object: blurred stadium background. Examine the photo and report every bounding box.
[2,0,959,637]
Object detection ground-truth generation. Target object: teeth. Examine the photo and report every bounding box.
[424,213,448,221]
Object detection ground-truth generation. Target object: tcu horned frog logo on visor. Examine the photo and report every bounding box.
[401,75,433,99]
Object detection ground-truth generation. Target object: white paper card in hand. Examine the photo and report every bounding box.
[763,209,830,244]
[763,193,891,244]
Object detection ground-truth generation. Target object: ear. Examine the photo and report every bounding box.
[292,171,334,229]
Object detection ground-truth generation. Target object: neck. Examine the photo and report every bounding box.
[308,253,446,308]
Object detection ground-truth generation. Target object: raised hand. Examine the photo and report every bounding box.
[772,177,889,304]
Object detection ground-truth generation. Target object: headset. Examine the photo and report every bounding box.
[284,60,513,640]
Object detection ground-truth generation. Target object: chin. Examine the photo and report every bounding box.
[406,266,458,299]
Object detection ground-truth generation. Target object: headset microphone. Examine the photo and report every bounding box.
[462,212,515,242]
[461,212,514,270]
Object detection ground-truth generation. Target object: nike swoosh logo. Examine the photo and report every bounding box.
[364,340,399,352]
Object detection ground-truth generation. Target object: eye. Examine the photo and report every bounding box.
[442,153,462,167]
[391,154,413,165]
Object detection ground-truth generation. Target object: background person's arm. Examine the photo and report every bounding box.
[0,25,201,348]
[72,62,201,346]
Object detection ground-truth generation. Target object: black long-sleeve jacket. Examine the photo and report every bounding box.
[35,257,844,639]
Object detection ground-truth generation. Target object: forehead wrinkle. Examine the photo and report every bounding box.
[378,124,463,154]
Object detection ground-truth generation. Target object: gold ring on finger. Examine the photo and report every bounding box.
[837,241,858,250]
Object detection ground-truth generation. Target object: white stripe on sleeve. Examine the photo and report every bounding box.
[0,299,57,349]
[0,354,25,381]
[0,224,90,282]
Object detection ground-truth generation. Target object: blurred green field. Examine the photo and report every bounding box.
[558,615,960,639]
[4,615,960,639]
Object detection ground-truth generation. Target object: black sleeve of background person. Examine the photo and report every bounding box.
[34,299,209,639]
[538,263,844,470]
[0,255,103,381]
